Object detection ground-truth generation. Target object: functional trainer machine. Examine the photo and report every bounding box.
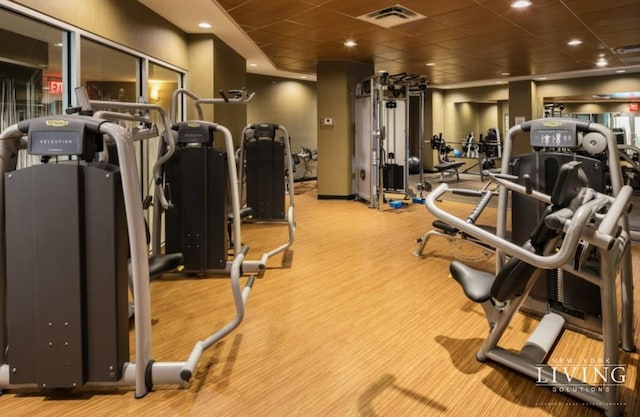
[0,113,253,397]
[426,119,635,417]
[354,72,427,209]
[238,122,296,266]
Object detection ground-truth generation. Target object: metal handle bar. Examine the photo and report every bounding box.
[170,88,254,123]
[426,183,595,270]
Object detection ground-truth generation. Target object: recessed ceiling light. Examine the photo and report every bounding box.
[596,59,608,67]
[501,72,510,76]
[426,62,435,67]
[53,42,63,47]
[616,69,627,73]
[249,63,257,67]
[198,22,212,29]
[344,40,357,47]
[567,39,582,46]
[537,77,547,80]
[511,1,532,9]
[300,75,307,79]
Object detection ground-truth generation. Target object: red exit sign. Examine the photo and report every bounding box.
[48,80,63,95]
[629,102,638,112]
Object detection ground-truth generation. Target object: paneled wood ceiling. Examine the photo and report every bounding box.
[149,0,640,87]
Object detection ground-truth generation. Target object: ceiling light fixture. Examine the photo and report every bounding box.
[198,22,212,29]
[426,62,435,67]
[249,63,257,67]
[344,40,357,47]
[616,69,627,73]
[511,1,532,9]
[596,59,608,67]
[567,39,582,46]
[501,72,510,76]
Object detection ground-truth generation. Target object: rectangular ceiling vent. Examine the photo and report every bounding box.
[357,5,426,28]
[613,44,640,55]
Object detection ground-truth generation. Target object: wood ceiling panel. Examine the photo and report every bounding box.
[401,0,478,18]
[288,7,352,29]
[579,5,640,34]
[217,0,250,10]
[560,0,639,15]
[599,30,640,49]
[363,28,411,44]
[408,28,468,44]
[387,18,449,36]
[428,5,503,27]
[215,0,640,85]
[227,7,277,30]
[257,20,312,38]
[242,0,316,20]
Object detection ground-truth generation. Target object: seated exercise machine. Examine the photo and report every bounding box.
[238,123,296,266]
[0,112,253,397]
[71,87,183,276]
[426,119,635,417]
[430,133,465,182]
[166,88,264,273]
[618,143,640,242]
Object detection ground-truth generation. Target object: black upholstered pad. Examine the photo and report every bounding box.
[449,261,495,303]
[149,253,183,279]
[435,161,465,171]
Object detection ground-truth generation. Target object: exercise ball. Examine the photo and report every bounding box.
[453,149,463,158]
[408,156,420,174]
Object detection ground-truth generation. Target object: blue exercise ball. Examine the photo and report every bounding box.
[453,149,462,158]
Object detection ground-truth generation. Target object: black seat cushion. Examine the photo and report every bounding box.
[449,261,494,303]
[149,253,183,279]
[435,161,464,171]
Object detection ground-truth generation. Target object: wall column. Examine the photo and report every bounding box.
[316,60,373,199]
[508,80,540,155]
[186,34,246,141]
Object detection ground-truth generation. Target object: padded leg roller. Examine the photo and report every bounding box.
[520,312,565,363]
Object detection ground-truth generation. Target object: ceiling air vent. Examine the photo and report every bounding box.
[357,5,426,29]
[613,44,640,55]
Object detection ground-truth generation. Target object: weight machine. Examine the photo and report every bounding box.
[0,111,253,398]
[165,88,265,273]
[238,122,296,267]
[354,72,427,209]
[426,119,635,416]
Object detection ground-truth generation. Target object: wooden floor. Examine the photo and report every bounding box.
[1,180,639,416]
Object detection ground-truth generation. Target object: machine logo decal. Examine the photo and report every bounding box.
[45,119,70,127]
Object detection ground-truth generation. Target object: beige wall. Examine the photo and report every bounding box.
[247,74,317,152]
[13,0,188,69]
[213,36,247,142]
[439,85,508,142]
[316,60,372,197]
[537,74,640,98]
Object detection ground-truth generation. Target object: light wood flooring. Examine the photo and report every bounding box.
[0,180,639,417]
